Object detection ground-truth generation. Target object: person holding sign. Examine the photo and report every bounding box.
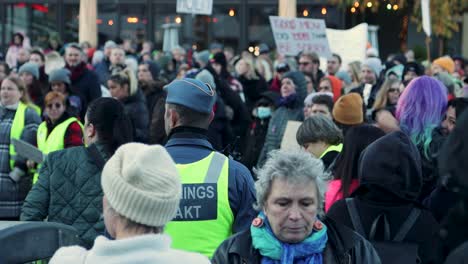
[0,76,41,220]
[163,78,256,258]
[31,91,84,183]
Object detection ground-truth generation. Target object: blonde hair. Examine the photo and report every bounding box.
[373,78,401,110]
[348,61,361,84]
[3,76,31,104]
[236,58,259,80]
[109,67,138,96]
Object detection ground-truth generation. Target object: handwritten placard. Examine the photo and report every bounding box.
[269,16,331,58]
[177,0,213,15]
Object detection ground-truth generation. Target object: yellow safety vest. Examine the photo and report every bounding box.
[319,143,343,159]
[37,117,83,155]
[34,117,83,183]
[9,102,28,170]
[165,152,234,258]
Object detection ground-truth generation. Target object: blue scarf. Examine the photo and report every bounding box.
[251,212,328,264]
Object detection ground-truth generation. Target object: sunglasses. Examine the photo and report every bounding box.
[47,103,63,109]
[298,61,311,66]
[388,88,399,93]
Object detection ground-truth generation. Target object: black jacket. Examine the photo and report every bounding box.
[238,74,268,113]
[327,131,440,263]
[212,217,381,264]
[140,81,167,144]
[121,89,149,143]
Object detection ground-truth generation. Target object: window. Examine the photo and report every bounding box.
[247,4,277,48]
[5,3,58,50]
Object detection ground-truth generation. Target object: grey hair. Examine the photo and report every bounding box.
[254,149,328,215]
[296,114,343,146]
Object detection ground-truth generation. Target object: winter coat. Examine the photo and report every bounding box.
[326,131,441,264]
[212,217,381,264]
[140,81,167,144]
[93,59,111,86]
[208,97,234,151]
[49,234,211,264]
[238,75,268,113]
[0,104,41,218]
[121,89,149,143]
[20,143,111,248]
[257,71,307,167]
[67,64,102,112]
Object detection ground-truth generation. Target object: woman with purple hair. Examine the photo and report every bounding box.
[396,76,448,201]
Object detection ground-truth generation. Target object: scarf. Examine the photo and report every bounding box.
[277,93,298,108]
[66,62,87,82]
[251,212,328,264]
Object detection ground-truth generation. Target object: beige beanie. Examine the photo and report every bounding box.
[101,143,181,227]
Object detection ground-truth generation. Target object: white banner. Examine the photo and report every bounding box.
[326,23,368,69]
[269,16,331,58]
[421,0,431,37]
[177,0,213,15]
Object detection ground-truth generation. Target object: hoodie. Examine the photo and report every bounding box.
[327,131,440,264]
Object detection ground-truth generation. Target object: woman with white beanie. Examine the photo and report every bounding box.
[49,143,210,264]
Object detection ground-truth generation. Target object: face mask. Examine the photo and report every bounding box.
[257,107,272,119]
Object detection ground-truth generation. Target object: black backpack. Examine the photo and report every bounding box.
[345,198,422,264]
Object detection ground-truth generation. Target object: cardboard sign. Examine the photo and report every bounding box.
[12,139,45,164]
[269,16,331,58]
[177,0,213,15]
[326,23,368,68]
[280,121,303,151]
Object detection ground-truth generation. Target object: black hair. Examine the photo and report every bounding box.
[333,125,385,198]
[86,97,134,154]
[448,98,468,120]
[30,49,45,63]
[312,94,334,113]
[332,53,342,64]
[0,62,11,76]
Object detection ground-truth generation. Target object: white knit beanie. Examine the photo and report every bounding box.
[101,143,181,227]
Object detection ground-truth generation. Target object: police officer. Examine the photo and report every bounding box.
[163,78,257,258]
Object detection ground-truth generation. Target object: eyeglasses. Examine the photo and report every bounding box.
[388,88,399,93]
[298,61,311,66]
[46,103,63,109]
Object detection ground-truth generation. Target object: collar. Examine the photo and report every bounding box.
[166,126,213,150]
[0,102,19,110]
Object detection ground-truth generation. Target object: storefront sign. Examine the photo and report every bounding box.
[269,16,331,58]
[177,0,213,15]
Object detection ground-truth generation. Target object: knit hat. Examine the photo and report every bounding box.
[101,143,182,227]
[332,93,364,125]
[259,43,270,54]
[362,57,383,78]
[104,40,117,50]
[18,62,39,79]
[402,62,424,80]
[48,68,71,85]
[141,61,160,80]
[433,56,455,73]
[194,50,211,66]
[196,69,216,90]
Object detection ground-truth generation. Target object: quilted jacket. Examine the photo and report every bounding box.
[20,143,111,248]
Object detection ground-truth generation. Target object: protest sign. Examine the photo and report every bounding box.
[280,121,302,151]
[269,16,331,58]
[177,0,213,15]
[12,139,45,164]
[326,23,368,68]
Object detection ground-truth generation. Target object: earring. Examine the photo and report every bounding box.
[313,219,323,231]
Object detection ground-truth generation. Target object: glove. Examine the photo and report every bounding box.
[9,167,25,182]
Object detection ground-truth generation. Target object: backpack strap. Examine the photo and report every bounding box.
[369,213,391,241]
[392,208,421,242]
[345,198,366,237]
[87,144,106,170]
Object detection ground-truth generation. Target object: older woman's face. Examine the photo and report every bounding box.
[281,78,296,98]
[264,178,318,243]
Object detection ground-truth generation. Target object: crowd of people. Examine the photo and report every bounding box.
[1,30,468,263]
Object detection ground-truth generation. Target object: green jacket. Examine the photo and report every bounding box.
[20,143,110,248]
